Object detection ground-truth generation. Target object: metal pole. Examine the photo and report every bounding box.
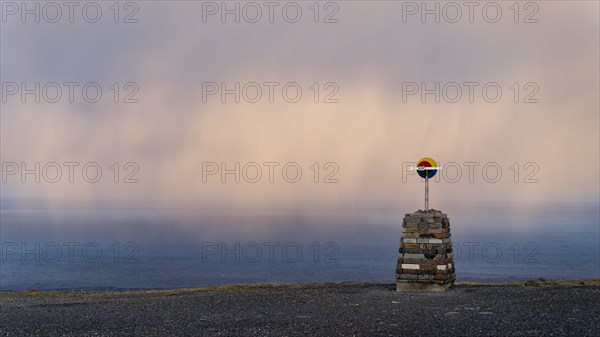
[425,176,429,211]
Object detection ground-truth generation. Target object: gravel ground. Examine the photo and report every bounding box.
[1,281,599,336]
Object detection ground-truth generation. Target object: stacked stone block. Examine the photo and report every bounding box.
[396,209,455,292]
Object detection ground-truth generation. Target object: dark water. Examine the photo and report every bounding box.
[1,205,598,290]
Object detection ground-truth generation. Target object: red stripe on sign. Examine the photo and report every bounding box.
[418,161,432,167]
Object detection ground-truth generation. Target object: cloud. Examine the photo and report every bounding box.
[1,1,598,219]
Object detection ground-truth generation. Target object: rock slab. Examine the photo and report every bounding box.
[396,209,455,291]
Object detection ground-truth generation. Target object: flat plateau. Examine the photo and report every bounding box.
[1,279,598,336]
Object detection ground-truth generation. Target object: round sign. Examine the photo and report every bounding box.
[417,157,437,179]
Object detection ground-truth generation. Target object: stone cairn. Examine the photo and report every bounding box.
[396,209,455,291]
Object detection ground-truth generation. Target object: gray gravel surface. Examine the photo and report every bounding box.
[1,282,599,336]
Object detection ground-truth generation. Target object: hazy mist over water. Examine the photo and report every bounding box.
[1,202,598,290]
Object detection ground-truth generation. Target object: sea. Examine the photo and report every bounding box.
[1,203,598,291]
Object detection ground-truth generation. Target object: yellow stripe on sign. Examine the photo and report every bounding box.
[417,157,437,168]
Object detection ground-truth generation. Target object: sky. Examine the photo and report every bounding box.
[1,0,599,222]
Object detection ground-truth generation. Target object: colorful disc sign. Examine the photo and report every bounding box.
[417,157,438,179]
